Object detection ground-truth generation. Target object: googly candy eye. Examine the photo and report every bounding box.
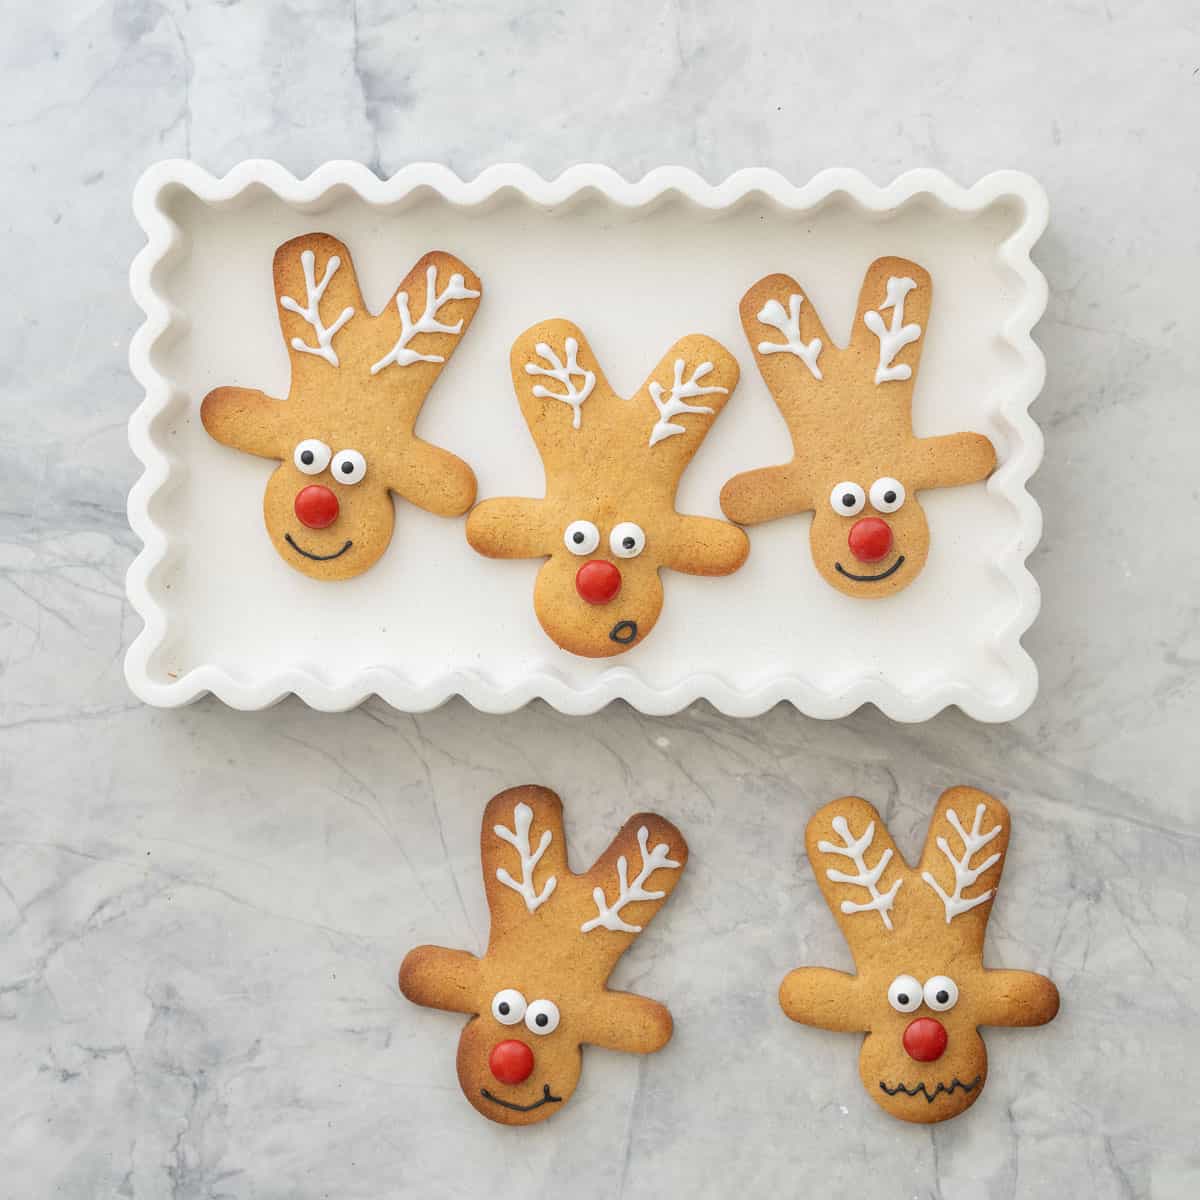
[294,439,331,475]
[524,998,560,1035]
[923,976,959,1012]
[609,522,646,559]
[491,989,527,1025]
[563,520,600,556]
[331,449,367,485]
[869,477,906,514]
[830,481,866,516]
[887,974,923,1013]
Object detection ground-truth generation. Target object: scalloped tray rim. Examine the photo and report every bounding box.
[125,160,1047,721]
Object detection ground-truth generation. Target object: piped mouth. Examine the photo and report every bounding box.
[479,1083,563,1112]
[835,555,905,583]
[609,620,638,645]
[878,1074,981,1104]
[285,533,353,562]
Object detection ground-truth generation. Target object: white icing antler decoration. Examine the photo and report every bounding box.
[864,276,921,384]
[648,359,729,447]
[581,826,680,934]
[524,338,595,428]
[494,802,557,914]
[756,294,823,380]
[921,804,1003,923]
[819,814,903,931]
[371,265,480,375]
[280,249,355,367]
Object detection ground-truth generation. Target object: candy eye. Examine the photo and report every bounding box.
[331,449,367,485]
[869,477,906,514]
[563,520,600,555]
[923,976,958,1012]
[491,989,526,1025]
[830,481,866,516]
[609,522,646,559]
[294,439,331,475]
[524,998,560,1035]
[887,974,923,1013]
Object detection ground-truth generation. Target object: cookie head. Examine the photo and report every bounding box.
[201,234,481,581]
[721,259,997,599]
[779,789,1059,1124]
[467,322,748,657]
[400,786,688,1125]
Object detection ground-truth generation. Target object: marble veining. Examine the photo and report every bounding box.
[1,1,1198,1197]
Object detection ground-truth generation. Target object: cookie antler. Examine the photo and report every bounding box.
[279,248,355,366]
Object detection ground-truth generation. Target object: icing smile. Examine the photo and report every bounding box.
[834,555,905,583]
[879,1075,982,1104]
[609,620,638,645]
[285,533,353,561]
[480,1083,563,1112]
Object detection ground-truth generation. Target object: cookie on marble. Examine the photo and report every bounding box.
[399,785,688,1125]
[720,258,996,597]
[201,233,481,580]
[780,786,1059,1123]
[466,321,748,656]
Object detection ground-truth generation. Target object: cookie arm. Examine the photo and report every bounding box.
[581,991,674,1054]
[466,497,557,560]
[779,967,869,1032]
[974,969,1060,1028]
[398,945,482,1015]
[720,462,815,525]
[908,432,997,492]
[200,386,289,461]
[390,438,477,516]
[658,514,749,576]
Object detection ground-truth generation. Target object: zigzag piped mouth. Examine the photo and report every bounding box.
[878,1074,982,1104]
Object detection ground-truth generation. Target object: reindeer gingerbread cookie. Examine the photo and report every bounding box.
[201,233,481,580]
[721,257,997,597]
[780,787,1059,1124]
[400,786,687,1125]
[466,321,748,656]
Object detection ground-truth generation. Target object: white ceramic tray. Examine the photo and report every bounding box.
[126,162,1046,719]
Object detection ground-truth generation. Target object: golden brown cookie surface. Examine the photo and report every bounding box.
[466,321,748,657]
[780,787,1059,1124]
[721,258,996,598]
[399,785,688,1125]
[201,233,481,581]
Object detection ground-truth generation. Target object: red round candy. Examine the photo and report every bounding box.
[294,484,340,529]
[488,1039,535,1085]
[847,516,893,563]
[575,559,622,605]
[902,1017,948,1062]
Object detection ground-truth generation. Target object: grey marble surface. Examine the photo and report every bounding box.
[1,1,1198,1197]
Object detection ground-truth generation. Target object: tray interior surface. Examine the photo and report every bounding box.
[135,179,1037,716]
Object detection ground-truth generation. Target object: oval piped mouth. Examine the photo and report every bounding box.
[609,620,638,644]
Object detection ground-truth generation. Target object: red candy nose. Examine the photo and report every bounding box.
[903,1017,948,1062]
[848,517,893,563]
[489,1039,534,1085]
[575,559,622,604]
[294,484,339,529]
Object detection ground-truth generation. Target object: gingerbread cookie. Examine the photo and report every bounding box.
[780,787,1059,1124]
[399,785,688,1125]
[201,233,481,580]
[720,258,997,597]
[466,321,748,656]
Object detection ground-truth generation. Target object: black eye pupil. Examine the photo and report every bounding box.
[884,490,897,504]
[535,1013,548,1026]
[573,531,584,543]
[897,993,909,1006]
[622,537,635,549]
[498,1002,509,1015]
[842,494,855,507]
[936,990,948,1004]
[301,450,314,465]
[341,461,354,474]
